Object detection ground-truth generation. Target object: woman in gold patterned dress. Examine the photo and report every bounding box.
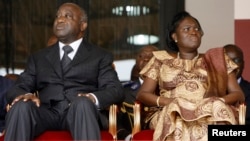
[136,11,245,141]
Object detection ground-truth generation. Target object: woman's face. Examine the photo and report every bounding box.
[172,16,203,52]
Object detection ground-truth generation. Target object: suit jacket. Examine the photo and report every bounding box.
[6,39,124,110]
[239,77,250,125]
[0,76,14,132]
[122,80,141,105]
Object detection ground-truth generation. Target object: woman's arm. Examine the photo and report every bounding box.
[136,77,173,107]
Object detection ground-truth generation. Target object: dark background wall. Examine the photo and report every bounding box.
[0,0,184,74]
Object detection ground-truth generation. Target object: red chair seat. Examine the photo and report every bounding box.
[0,130,114,141]
[132,129,154,141]
[0,105,117,141]
[34,131,72,140]
[101,131,114,141]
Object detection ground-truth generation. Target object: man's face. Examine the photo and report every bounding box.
[53,3,87,44]
[136,47,157,71]
[226,48,244,79]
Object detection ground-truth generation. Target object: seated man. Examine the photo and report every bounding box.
[123,45,159,104]
[224,44,250,125]
[4,3,124,141]
[117,45,159,140]
[0,75,16,135]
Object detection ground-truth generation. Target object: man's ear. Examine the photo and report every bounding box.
[80,22,87,32]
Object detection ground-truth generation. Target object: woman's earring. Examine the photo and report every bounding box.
[175,40,178,43]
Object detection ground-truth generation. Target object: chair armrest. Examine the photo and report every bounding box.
[238,103,246,125]
[132,103,141,138]
[109,104,117,140]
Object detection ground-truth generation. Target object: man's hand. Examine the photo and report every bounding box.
[9,93,40,110]
[78,93,96,103]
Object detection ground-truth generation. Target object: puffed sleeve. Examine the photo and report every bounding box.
[139,52,163,81]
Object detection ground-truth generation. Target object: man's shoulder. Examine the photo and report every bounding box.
[30,45,56,57]
[0,75,14,90]
[240,78,250,86]
[81,40,111,55]
[122,80,141,91]
[0,75,13,83]
[239,78,250,97]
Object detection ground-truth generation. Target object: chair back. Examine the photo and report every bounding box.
[238,103,246,125]
[120,102,134,130]
[132,103,141,137]
[109,104,117,140]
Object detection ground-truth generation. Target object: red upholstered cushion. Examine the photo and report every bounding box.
[132,129,154,141]
[100,130,114,141]
[34,131,72,140]
[0,130,114,141]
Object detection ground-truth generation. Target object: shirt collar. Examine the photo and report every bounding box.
[59,38,83,59]
[238,77,242,84]
[139,77,143,84]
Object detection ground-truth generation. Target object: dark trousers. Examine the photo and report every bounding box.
[4,97,101,141]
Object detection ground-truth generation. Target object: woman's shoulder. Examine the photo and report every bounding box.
[152,50,175,60]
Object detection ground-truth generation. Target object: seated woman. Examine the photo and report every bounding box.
[136,11,245,141]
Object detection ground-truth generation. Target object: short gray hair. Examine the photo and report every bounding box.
[80,8,88,22]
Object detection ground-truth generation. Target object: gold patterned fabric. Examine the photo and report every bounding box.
[139,49,238,141]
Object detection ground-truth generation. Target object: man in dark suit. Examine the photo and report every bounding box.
[0,75,15,135]
[117,45,158,140]
[123,45,159,104]
[4,2,124,141]
[224,44,250,125]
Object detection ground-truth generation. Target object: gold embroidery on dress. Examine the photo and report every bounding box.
[177,52,200,72]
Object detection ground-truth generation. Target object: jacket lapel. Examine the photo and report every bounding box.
[46,45,62,77]
[64,40,91,73]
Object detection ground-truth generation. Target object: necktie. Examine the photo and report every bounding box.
[61,45,73,72]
